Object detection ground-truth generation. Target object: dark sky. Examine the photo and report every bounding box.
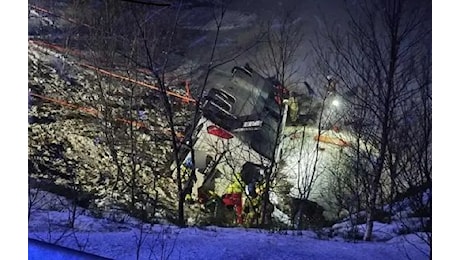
[180,0,430,92]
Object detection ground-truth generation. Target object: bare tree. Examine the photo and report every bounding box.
[247,11,306,227]
[28,162,47,221]
[53,0,169,223]
[392,43,431,256]
[130,0,219,226]
[250,12,344,228]
[55,0,264,228]
[313,0,431,240]
[129,0,266,226]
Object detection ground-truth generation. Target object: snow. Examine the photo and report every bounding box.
[29,191,430,260]
[29,223,430,259]
[281,125,350,201]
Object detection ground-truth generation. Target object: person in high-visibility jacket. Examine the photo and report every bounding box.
[244,195,262,227]
[222,172,244,224]
[181,161,196,203]
[252,182,274,225]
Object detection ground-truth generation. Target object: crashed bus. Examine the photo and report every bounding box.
[173,64,288,224]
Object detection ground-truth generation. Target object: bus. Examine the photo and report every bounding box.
[175,64,288,207]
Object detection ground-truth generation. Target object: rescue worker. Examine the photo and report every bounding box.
[181,157,196,203]
[254,182,274,226]
[198,187,218,205]
[243,194,262,227]
[241,162,264,198]
[222,172,244,224]
[199,188,221,214]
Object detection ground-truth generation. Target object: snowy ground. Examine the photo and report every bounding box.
[28,190,430,260]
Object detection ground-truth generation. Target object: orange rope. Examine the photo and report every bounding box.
[29,39,196,104]
[29,5,192,138]
[79,63,196,103]
[314,134,349,147]
[30,92,146,129]
[30,93,100,117]
[29,39,82,57]
[29,4,195,104]
[30,92,185,139]
[115,118,147,129]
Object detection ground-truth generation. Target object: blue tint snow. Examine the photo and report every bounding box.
[28,191,430,260]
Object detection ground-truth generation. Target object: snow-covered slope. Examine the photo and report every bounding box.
[29,190,430,260]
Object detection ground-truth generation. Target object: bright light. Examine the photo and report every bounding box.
[332,99,340,107]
